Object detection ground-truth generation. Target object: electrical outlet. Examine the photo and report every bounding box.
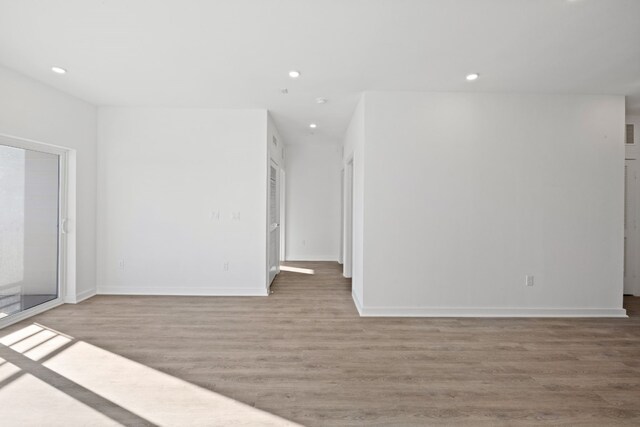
[526,275,534,287]
[210,210,220,221]
[223,262,229,271]
[232,212,241,221]
[118,260,125,270]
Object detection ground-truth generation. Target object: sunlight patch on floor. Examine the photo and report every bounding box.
[7,329,57,354]
[0,371,120,427]
[0,323,301,426]
[25,334,72,362]
[0,324,43,346]
[280,265,315,275]
[0,358,20,382]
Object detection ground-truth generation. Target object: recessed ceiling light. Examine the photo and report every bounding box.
[289,70,301,78]
[466,73,479,81]
[316,97,328,104]
[309,123,317,129]
[51,66,67,74]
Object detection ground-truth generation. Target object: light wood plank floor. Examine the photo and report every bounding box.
[1,261,640,426]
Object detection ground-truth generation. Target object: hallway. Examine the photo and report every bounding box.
[1,262,639,426]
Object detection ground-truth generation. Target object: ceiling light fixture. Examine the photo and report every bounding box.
[316,97,328,104]
[309,123,317,129]
[51,66,67,74]
[289,70,301,78]
[466,73,479,81]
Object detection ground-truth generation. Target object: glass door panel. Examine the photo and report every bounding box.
[0,144,60,321]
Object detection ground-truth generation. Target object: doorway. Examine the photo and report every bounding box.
[339,168,344,265]
[0,135,68,328]
[279,169,286,263]
[343,159,354,278]
[268,159,281,288]
[625,158,640,295]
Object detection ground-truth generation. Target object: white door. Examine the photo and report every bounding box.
[624,159,640,295]
[268,161,280,286]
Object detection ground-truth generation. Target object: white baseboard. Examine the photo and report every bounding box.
[355,305,628,318]
[351,291,364,315]
[285,255,338,262]
[97,286,268,296]
[67,288,97,304]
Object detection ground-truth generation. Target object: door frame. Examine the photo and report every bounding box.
[625,157,640,296]
[343,157,354,278]
[267,158,281,289]
[279,169,286,263]
[0,133,75,329]
[339,168,344,265]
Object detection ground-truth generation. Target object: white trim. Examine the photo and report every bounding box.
[354,305,628,318]
[0,299,64,329]
[279,169,286,263]
[97,287,269,296]
[267,157,281,290]
[65,288,96,304]
[351,291,364,315]
[286,255,338,262]
[57,150,69,305]
[0,133,69,155]
[64,150,77,302]
[339,167,344,265]
[342,157,354,278]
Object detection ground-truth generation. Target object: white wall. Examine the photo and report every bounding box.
[97,107,270,295]
[0,65,97,302]
[285,143,341,261]
[342,98,365,305]
[349,92,626,316]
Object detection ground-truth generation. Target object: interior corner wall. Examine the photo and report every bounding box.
[359,92,626,317]
[285,142,341,261]
[0,65,98,302]
[97,107,269,295]
[342,97,366,308]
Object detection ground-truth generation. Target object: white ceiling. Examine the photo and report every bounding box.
[0,0,639,145]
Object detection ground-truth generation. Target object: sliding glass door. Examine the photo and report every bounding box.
[0,139,65,325]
